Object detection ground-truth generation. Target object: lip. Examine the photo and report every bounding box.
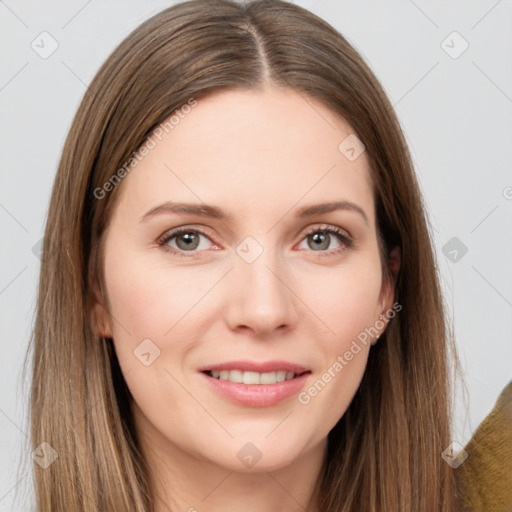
[198,360,310,374]
[198,360,311,407]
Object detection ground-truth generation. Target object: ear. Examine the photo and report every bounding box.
[90,275,113,339]
[373,246,401,344]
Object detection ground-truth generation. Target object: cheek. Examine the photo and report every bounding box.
[102,248,211,427]
[298,256,383,341]
[103,246,211,342]
[293,259,381,426]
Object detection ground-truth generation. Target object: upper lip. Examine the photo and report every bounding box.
[198,360,310,374]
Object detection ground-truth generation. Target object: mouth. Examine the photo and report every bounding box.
[202,369,309,385]
[198,360,312,407]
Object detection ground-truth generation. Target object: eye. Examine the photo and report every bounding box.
[296,225,353,255]
[157,227,218,257]
[157,224,353,258]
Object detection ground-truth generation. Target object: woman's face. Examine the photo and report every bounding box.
[93,85,396,473]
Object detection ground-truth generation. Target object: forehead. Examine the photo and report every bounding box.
[112,86,375,228]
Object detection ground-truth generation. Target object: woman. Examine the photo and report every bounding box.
[27,0,463,510]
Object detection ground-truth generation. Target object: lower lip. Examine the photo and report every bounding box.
[200,372,311,407]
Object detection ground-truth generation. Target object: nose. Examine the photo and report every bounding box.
[223,247,299,338]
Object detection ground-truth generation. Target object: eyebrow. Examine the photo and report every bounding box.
[140,200,369,226]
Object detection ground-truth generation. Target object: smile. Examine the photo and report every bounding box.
[204,369,303,385]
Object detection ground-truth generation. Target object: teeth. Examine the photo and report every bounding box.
[209,370,298,384]
[242,371,260,385]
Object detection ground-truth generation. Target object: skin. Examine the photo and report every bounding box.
[93,84,399,512]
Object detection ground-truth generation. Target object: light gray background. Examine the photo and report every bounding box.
[1,1,511,510]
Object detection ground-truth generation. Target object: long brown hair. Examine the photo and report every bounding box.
[24,0,463,510]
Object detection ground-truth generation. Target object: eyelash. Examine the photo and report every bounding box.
[157,225,353,258]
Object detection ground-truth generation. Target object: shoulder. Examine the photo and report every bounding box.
[457,380,512,512]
